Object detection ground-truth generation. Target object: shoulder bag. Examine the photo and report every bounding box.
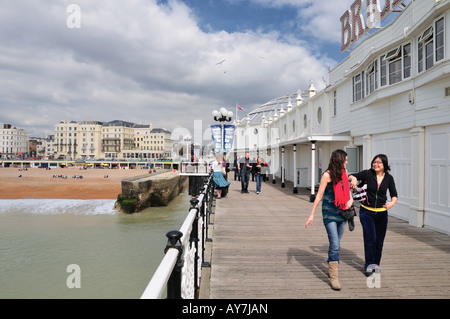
[339,205,356,231]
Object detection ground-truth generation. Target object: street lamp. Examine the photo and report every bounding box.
[212,107,233,122]
[212,107,233,155]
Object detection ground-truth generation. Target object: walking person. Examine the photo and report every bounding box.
[239,152,251,193]
[251,157,256,182]
[234,155,240,181]
[212,154,230,199]
[305,149,353,290]
[255,157,263,194]
[222,156,228,180]
[349,154,398,276]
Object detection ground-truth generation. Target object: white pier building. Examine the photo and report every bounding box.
[235,0,450,234]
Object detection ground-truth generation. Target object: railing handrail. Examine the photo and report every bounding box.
[140,249,179,299]
[179,193,205,243]
[140,173,214,299]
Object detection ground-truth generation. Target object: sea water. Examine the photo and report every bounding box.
[0,192,191,299]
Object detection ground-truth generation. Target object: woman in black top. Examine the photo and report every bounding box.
[349,154,398,276]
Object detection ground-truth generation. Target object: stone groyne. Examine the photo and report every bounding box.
[114,171,187,214]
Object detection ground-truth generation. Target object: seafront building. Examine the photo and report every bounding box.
[0,124,29,159]
[235,0,450,234]
[35,134,57,159]
[131,126,173,160]
[101,120,135,159]
[55,120,103,160]
[54,120,173,161]
[0,120,174,161]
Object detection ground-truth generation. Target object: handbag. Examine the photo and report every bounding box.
[339,205,356,219]
[339,205,356,231]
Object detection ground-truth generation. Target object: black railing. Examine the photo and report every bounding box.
[141,173,214,299]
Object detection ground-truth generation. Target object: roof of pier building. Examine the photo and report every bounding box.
[238,82,317,126]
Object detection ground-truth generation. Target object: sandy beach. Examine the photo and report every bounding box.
[0,167,153,199]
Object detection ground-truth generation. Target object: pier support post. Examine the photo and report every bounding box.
[293,144,298,194]
[272,146,276,184]
[281,146,285,188]
[310,141,317,202]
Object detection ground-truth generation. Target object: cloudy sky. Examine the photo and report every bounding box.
[0,0,362,138]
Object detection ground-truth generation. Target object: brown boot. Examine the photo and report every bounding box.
[328,261,342,290]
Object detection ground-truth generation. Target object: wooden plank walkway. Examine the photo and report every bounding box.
[205,177,450,299]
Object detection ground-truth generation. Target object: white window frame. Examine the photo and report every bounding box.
[403,43,412,79]
[353,72,364,102]
[418,16,445,73]
[435,17,445,62]
[365,60,378,95]
[333,91,337,117]
[380,54,387,87]
[379,43,411,86]
[385,46,403,85]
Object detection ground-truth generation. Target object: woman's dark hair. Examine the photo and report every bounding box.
[371,154,391,172]
[327,149,348,184]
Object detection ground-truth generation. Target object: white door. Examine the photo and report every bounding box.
[425,124,450,234]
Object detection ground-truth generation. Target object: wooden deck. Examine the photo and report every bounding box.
[204,177,450,299]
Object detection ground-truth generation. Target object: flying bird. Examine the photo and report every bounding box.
[216,59,226,65]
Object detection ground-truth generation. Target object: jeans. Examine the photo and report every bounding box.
[255,174,262,193]
[324,221,346,263]
[359,206,388,270]
[240,171,250,191]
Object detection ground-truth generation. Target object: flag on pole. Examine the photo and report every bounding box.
[236,103,244,121]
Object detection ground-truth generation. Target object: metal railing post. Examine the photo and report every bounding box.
[189,198,200,299]
[209,173,215,213]
[198,185,210,268]
[206,174,214,241]
[165,230,183,299]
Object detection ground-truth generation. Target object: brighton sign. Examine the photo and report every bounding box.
[341,0,405,52]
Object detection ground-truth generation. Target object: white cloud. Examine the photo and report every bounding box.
[296,3,349,43]
[246,0,353,43]
[0,0,339,137]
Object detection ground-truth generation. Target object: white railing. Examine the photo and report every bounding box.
[180,162,210,175]
[140,173,214,299]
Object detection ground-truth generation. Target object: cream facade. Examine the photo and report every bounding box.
[55,120,103,160]
[128,126,173,160]
[236,0,450,234]
[0,124,29,158]
[54,120,173,160]
[102,120,135,160]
